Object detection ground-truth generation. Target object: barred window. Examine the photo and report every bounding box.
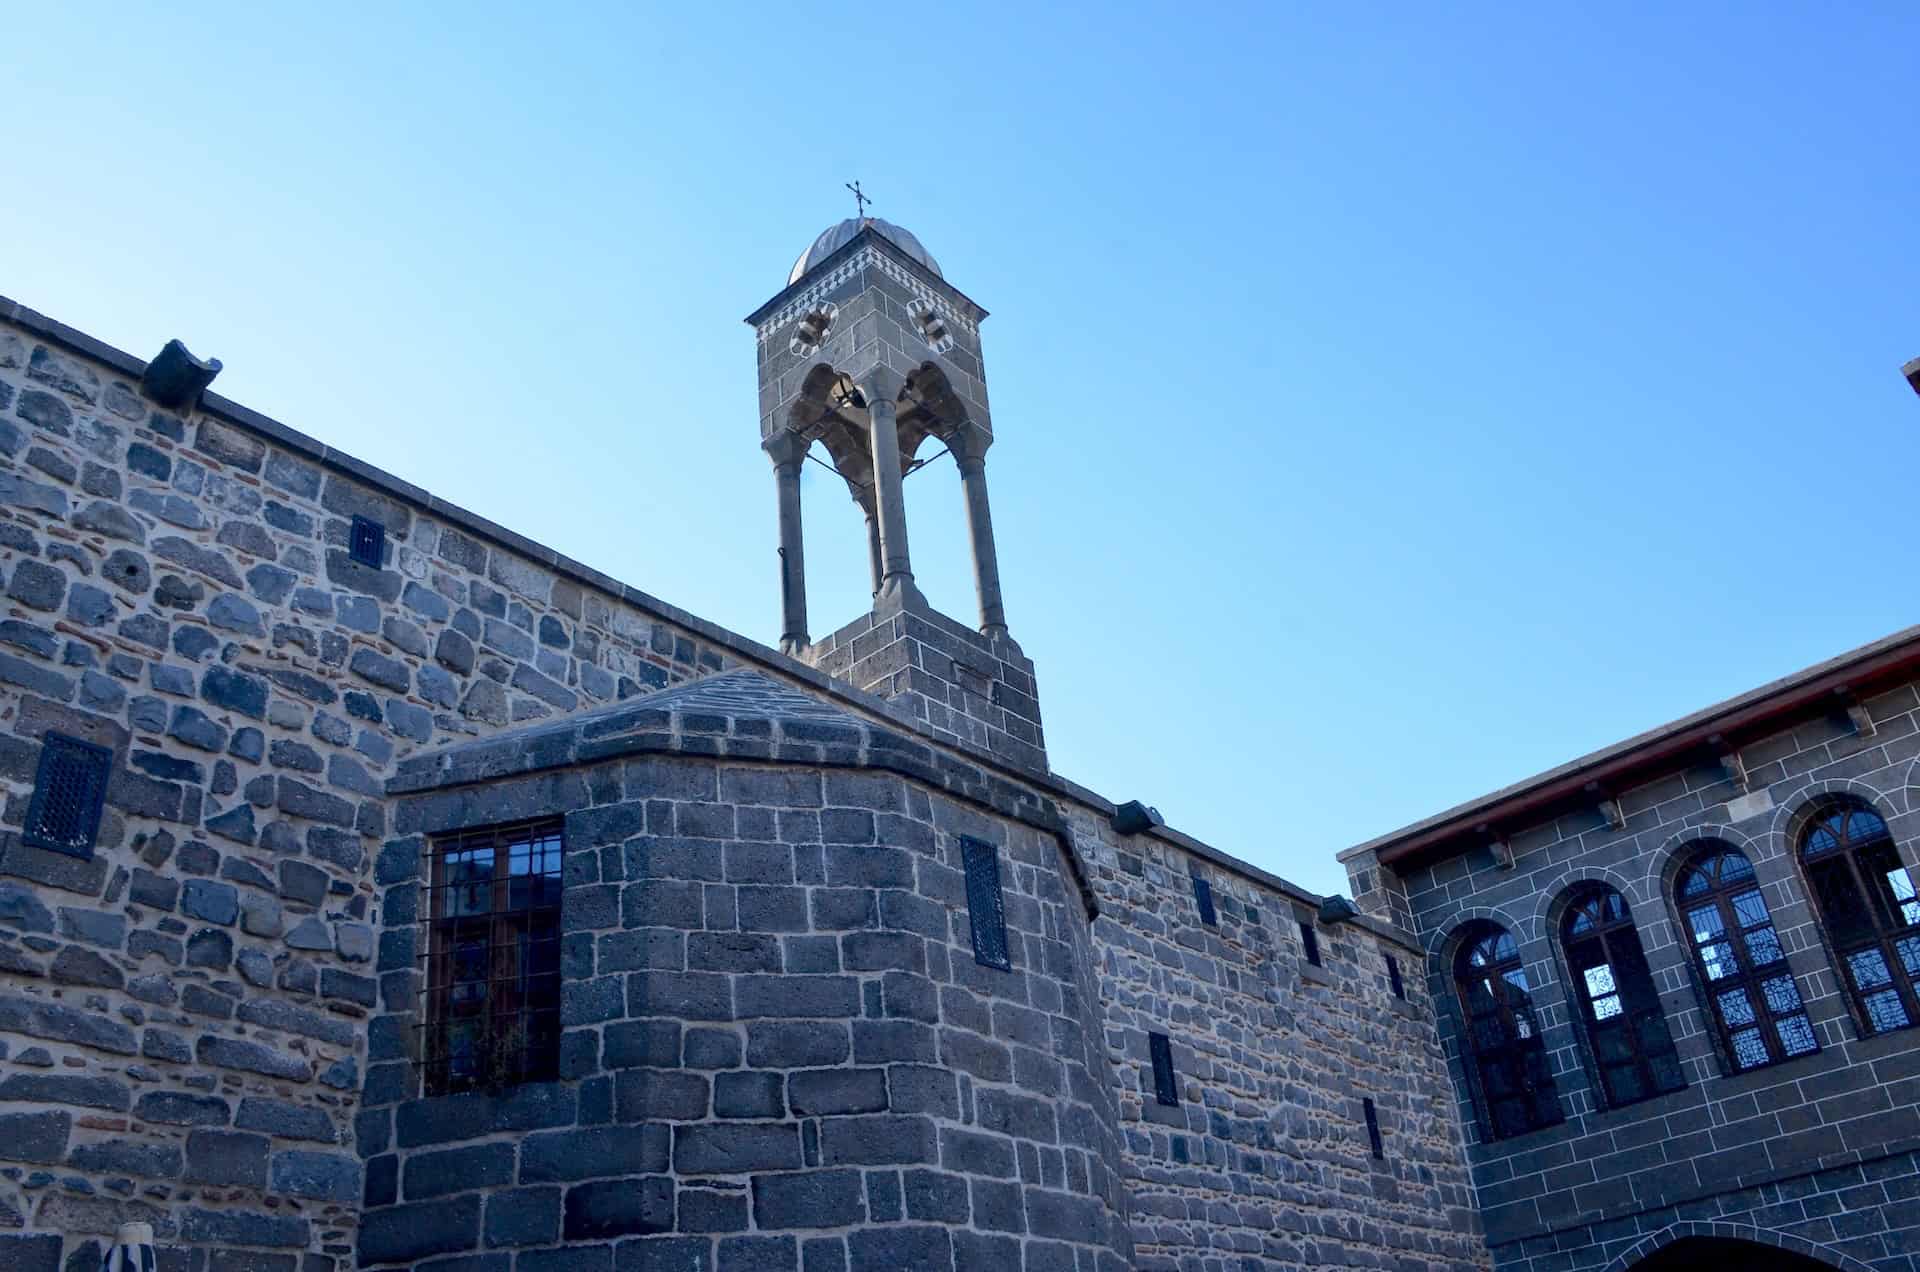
[1452,922,1562,1139]
[24,732,112,859]
[1799,797,1920,1037]
[421,819,564,1094]
[1676,842,1818,1070]
[1561,885,1685,1107]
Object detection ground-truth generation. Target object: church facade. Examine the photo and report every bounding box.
[0,220,1909,1272]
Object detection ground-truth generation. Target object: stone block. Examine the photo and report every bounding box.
[355,1195,479,1265]
[761,1175,874,1241]
[714,1070,785,1119]
[563,1175,674,1240]
[0,1109,70,1162]
[185,1129,270,1186]
[407,1142,517,1199]
[520,1124,670,1182]
[672,1123,802,1174]
[788,1068,888,1117]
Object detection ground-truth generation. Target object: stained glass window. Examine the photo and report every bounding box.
[1675,842,1818,1070]
[1797,798,1920,1038]
[1452,923,1562,1139]
[421,819,564,1094]
[1560,886,1686,1107]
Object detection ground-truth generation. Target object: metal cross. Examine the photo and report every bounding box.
[846,180,871,218]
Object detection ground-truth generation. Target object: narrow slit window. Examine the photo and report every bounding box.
[1363,1097,1384,1158]
[348,515,385,568]
[1299,919,1322,967]
[1387,955,1405,999]
[1192,874,1217,926]
[24,732,112,860]
[420,819,564,1095]
[1148,1031,1178,1106]
[962,837,1011,971]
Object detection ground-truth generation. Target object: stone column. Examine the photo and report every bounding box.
[856,370,917,602]
[765,432,809,654]
[952,426,1008,637]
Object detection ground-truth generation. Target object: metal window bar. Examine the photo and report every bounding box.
[962,837,1011,971]
[24,732,112,859]
[1191,874,1217,926]
[349,515,385,568]
[1363,1097,1384,1159]
[1148,1031,1178,1107]
[417,818,565,1095]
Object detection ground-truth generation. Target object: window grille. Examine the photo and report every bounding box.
[1561,885,1686,1107]
[348,515,385,568]
[419,819,563,1094]
[1387,954,1405,999]
[1299,919,1321,967]
[1191,874,1217,926]
[1798,797,1920,1037]
[23,733,111,859]
[962,837,1011,971]
[1452,923,1563,1139]
[1676,842,1817,1070]
[1148,1031,1178,1107]
[1363,1097,1384,1158]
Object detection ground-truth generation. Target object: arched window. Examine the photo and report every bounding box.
[1675,843,1818,1070]
[1560,886,1685,1107]
[1452,924,1562,1139]
[1799,797,1920,1035]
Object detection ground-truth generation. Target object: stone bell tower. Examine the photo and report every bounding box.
[745,215,1046,772]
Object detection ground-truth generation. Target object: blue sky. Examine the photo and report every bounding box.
[4,5,1916,895]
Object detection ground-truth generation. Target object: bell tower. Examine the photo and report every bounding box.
[745,215,1045,772]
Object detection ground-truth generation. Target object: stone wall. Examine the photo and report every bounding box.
[1383,677,1920,1270]
[1075,811,1488,1271]
[0,309,738,1269]
[805,597,1045,774]
[0,298,1490,1272]
[367,678,1132,1270]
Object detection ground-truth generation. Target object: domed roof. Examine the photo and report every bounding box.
[789,217,941,286]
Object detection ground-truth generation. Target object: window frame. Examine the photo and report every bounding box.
[1558,884,1686,1110]
[1673,842,1818,1073]
[1450,922,1563,1141]
[1796,797,1920,1038]
[420,818,565,1096]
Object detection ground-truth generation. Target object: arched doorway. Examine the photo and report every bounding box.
[1629,1236,1841,1271]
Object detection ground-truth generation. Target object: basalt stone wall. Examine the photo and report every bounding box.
[369,743,1132,1271]
[1074,810,1488,1271]
[0,310,741,1269]
[805,598,1045,774]
[1385,677,1920,1270]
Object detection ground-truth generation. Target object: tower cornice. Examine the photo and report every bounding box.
[744,224,988,338]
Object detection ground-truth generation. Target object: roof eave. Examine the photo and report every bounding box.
[1341,623,1920,871]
